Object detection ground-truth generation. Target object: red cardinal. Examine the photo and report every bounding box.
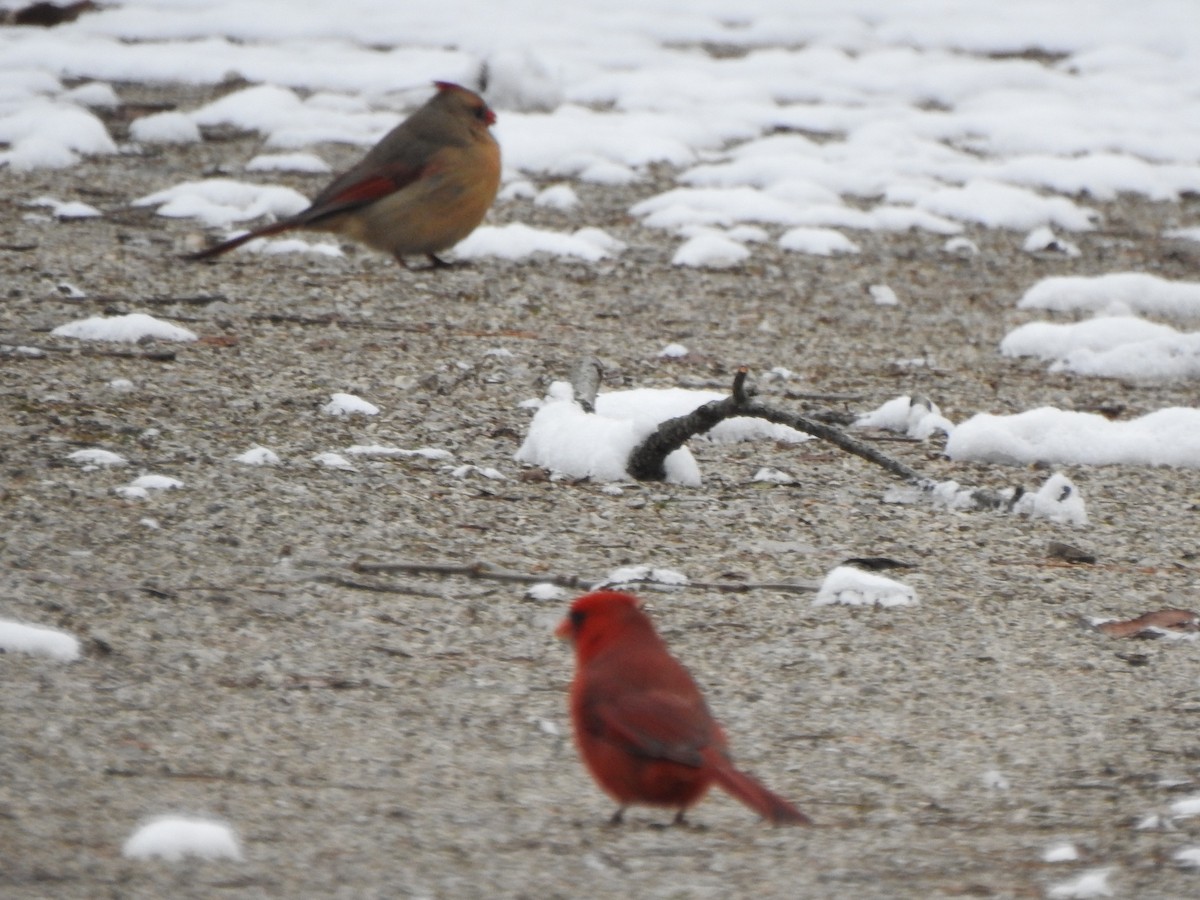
[188,81,501,268]
[556,590,810,826]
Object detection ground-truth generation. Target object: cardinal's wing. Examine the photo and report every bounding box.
[582,688,719,767]
[296,158,432,224]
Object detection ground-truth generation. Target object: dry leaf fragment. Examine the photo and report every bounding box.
[1094,609,1199,638]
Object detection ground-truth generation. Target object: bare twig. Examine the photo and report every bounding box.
[627,366,928,486]
[351,559,593,589]
[782,390,866,403]
[619,365,1028,512]
[311,573,447,599]
[1,338,177,361]
[628,367,752,480]
[736,397,928,486]
[133,294,230,307]
[685,580,817,595]
[343,558,817,595]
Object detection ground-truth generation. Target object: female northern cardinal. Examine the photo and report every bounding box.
[557,590,811,826]
[188,81,500,268]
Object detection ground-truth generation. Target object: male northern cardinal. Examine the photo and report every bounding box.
[556,590,811,826]
[188,81,500,268]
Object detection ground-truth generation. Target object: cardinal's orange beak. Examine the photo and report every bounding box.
[555,616,572,641]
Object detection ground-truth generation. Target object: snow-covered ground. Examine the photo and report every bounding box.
[4,3,1199,897]
[8,0,1200,480]
[5,0,1200,267]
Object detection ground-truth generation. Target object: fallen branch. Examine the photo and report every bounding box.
[599,363,1023,512]
[627,366,928,485]
[341,559,818,595]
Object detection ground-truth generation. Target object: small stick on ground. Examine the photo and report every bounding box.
[1,339,177,362]
[339,559,818,595]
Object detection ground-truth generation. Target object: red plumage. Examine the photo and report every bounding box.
[188,81,500,268]
[556,590,810,826]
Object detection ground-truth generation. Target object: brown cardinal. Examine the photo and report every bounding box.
[556,590,811,826]
[188,81,500,268]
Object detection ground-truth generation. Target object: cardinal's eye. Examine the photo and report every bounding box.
[569,610,586,629]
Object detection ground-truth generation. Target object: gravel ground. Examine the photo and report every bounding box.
[3,81,1200,899]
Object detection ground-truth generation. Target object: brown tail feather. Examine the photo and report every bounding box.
[186,219,297,261]
[704,751,811,826]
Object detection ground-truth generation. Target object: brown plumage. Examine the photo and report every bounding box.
[188,81,501,268]
[556,590,811,827]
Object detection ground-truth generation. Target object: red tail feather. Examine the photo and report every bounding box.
[704,750,811,826]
